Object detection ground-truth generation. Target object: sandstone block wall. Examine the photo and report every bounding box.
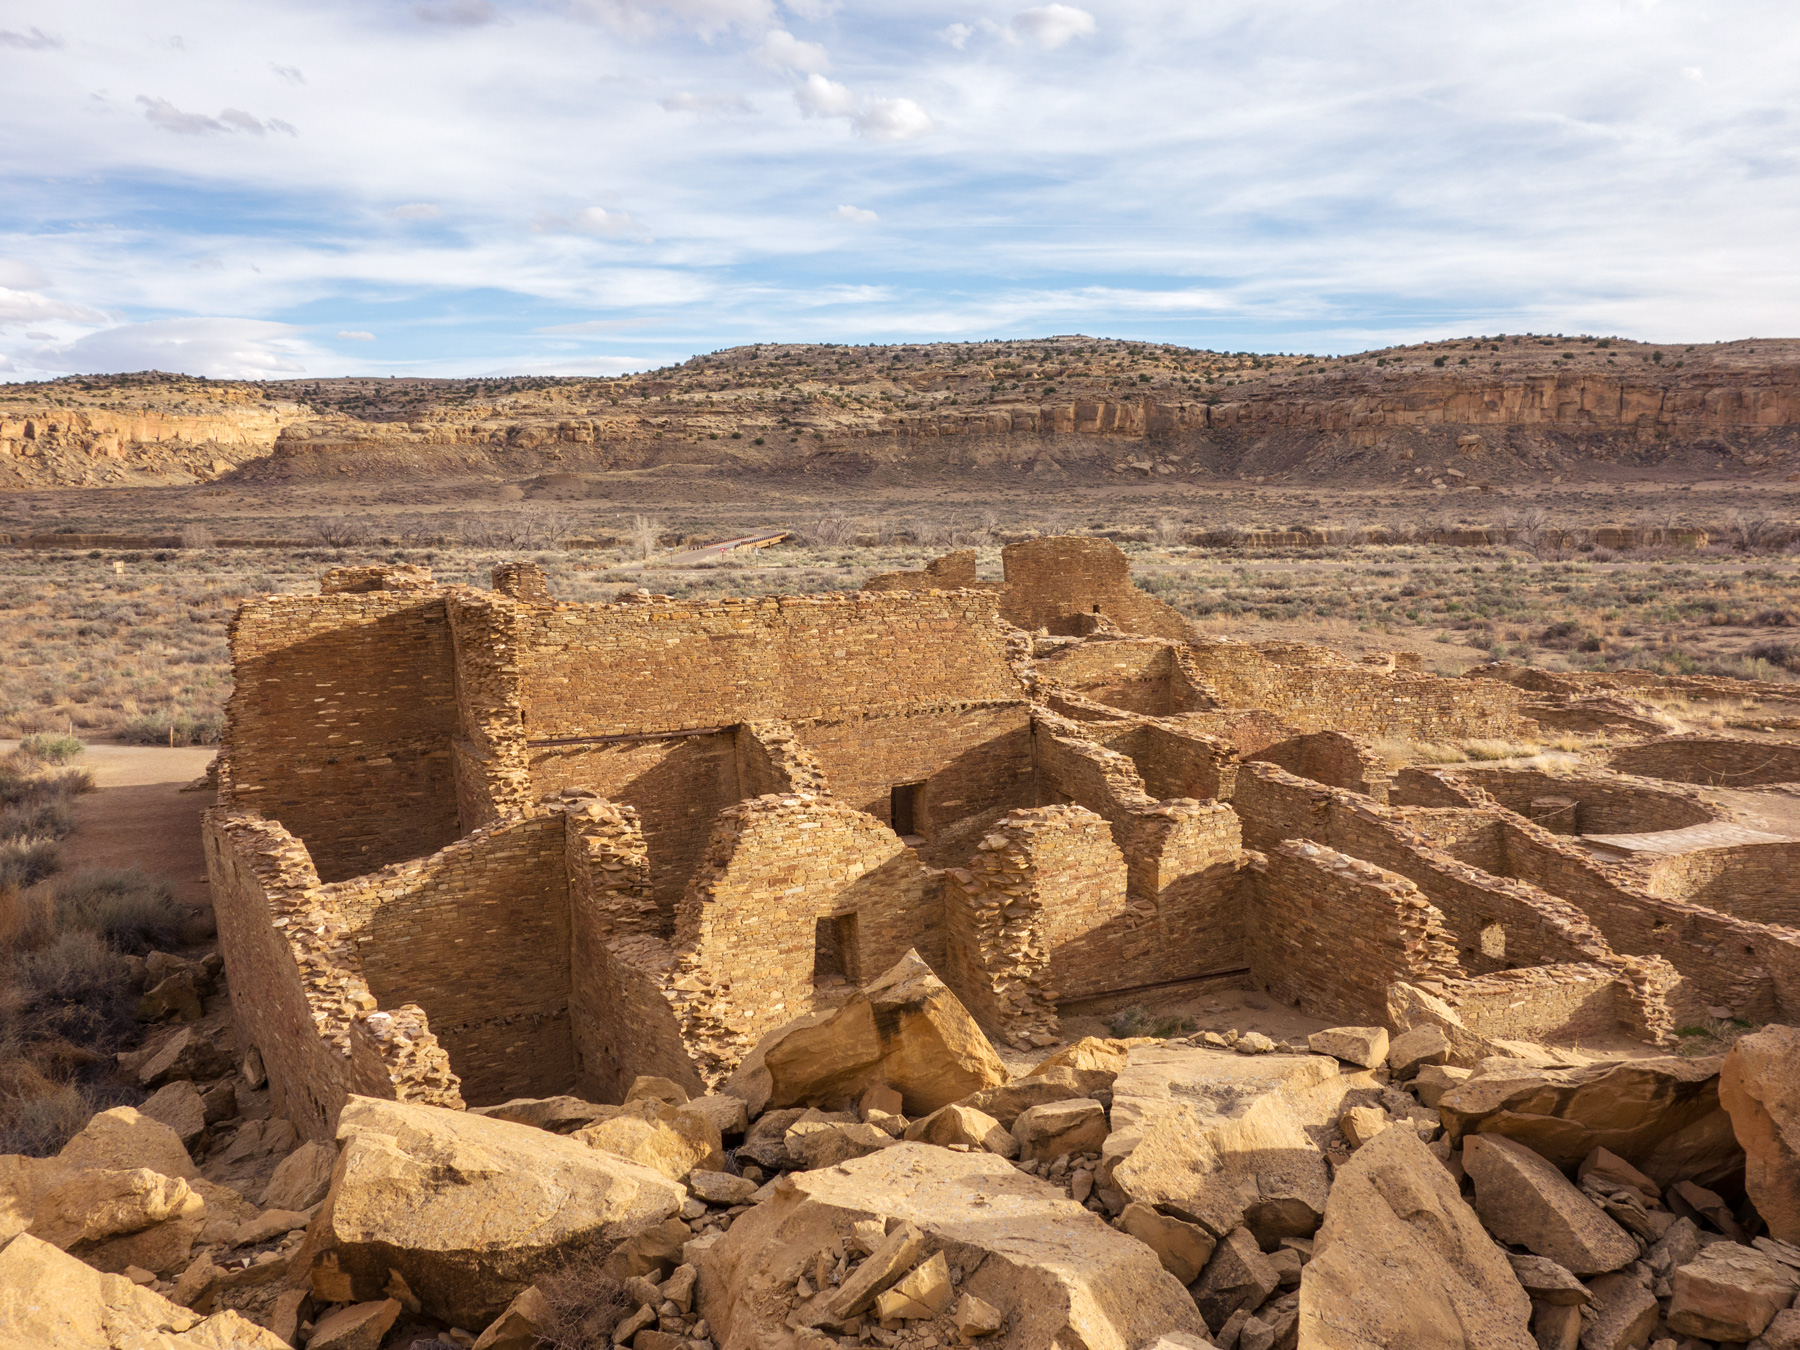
[735,721,832,797]
[1247,840,1464,1025]
[1608,737,1800,787]
[1250,730,1392,803]
[1454,766,1717,835]
[862,550,982,592]
[1035,640,1183,715]
[667,794,934,1067]
[221,590,462,881]
[1000,537,1194,641]
[1639,840,1800,929]
[1108,720,1242,803]
[204,810,464,1140]
[1427,965,1655,1047]
[325,812,575,1107]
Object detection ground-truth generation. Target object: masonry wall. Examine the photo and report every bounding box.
[1251,730,1392,803]
[222,591,461,881]
[862,550,982,592]
[1609,737,1800,786]
[325,812,574,1107]
[666,795,936,1063]
[1639,841,1800,928]
[508,589,1025,738]
[1430,966,1645,1047]
[1246,840,1464,1025]
[203,810,464,1141]
[1035,641,1182,715]
[1454,766,1717,835]
[527,731,742,917]
[1110,721,1241,803]
[999,537,1194,641]
[563,800,705,1102]
[1178,638,1532,740]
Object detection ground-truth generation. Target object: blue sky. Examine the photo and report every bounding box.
[1,0,1797,378]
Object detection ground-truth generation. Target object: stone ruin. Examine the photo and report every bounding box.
[198,535,1800,1143]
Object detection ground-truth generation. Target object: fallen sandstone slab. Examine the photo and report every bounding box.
[698,1140,1207,1350]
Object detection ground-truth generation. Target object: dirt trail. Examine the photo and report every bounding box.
[5,742,218,911]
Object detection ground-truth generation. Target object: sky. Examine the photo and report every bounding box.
[1,0,1798,379]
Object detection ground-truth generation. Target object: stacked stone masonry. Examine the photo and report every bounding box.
[205,543,1800,1137]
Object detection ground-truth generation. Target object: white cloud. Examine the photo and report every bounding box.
[388,202,443,219]
[0,27,60,49]
[0,288,109,324]
[939,23,973,49]
[0,354,13,371]
[794,75,931,140]
[415,0,502,26]
[832,204,877,223]
[0,261,49,291]
[794,73,855,119]
[1681,66,1704,81]
[1010,4,1095,49]
[27,318,319,379]
[336,329,376,340]
[563,0,775,39]
[780,0,837,17]
[536,206,646,236]
[854,98,933,142]
[24,331,53,340]
[137,97,297,136]
[271,64,305,83]
[755,28,830,73]
[660,90,754,114]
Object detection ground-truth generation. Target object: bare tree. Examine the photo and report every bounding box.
[310,515,369,547]
[629,514,663,560]
[1154,517,1182,546]
[179,523,214,550]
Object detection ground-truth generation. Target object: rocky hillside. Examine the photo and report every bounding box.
[5,335,1799,490]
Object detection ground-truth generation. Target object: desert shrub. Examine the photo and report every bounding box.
[0,1081,104,1157]
[117,710,224,746]
[1747,641,1800,672]
[0,797,76,841]
[41,868,185,953]
[0,840,61,889]
[535,1253,631,1350]
[310,515,370,547]
[17,735,83,764]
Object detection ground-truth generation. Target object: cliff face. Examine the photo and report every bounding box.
[5,339,1799,490]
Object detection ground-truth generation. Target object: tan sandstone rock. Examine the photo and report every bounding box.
[306,1095,685,1329]
[1580,1272,1659,1350]
[0,1230,289,1348]
[574,1098,725,1182]
[261,1138,337,1211]
[725,951,1007,1118]
[472,1284,552,1350]
[1461,1135,1638,1275]
[307,1297,402,1350]
[1307,1027,1390,1069]
[1012,1098,1108,1161]
[955,1068,1106,1128]
[1107,1044,1376,1245]
[903,1104,1019,1158]
[138,1083,208,1151]
[698,1141,1208,1350]
[1437,1055,1738,1187]
[1667,1242,1800,1342]
[1298,1125,1534,1350]
[1720,1024,1800,1244]
[1118,1201,1218,1284]
[27,1168,203,1251]
[784,1119,899,1170]
[2,1104,200,1244]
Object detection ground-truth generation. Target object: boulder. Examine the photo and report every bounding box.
[690,1170,759,1205]
[305,1095,685,1329]
[1307,1027,1389,1069]
[684,1092,750,1140]
[1530,1301,1581,1350]
[1721,1024,1800,1244]
[784,1119,899,1170]
[473,1285,552,1350]
[1107,1044,1375,1245]
[2,1108,198,1243]
[1338,1106,1391,1149]
[0,1230,290,1348]
[1461,1135,1637,1275]
[137,1025,233,1088]
[697,1141,1208,1350]
[1012,1099,1108,1161]
[307,1297,402,1350]
[1579,1273,1659,1350]
[1386,1025,1451,1077]
[574,1099,724,1182]
[952,1291,1005,1338]
[1758,1308,1800,1350]
[1505,1254,1589,1306]
[261,1139,337,1211]
[876,1250,954,1320]
[1118,1201,1217,1284]
[1193,1226,1279,1329]
[1436,1055,1739,1186]
[956,1068,1106,1128]
[230,1208,313,1247]
[1412,1064,1472,1108]
[139,1083,208,1150]
[626,1075,691,1106]
[904,1104,1018,1158]
[468,1095,615,1134]
[27,1167,203,1251]
[1667,1243,1800,1342]
[736,1107,810,1171]
[724,951,1007,1118]
[1297,1125,1534,1349]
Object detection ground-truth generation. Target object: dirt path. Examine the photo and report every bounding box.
[5,741,218,912]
